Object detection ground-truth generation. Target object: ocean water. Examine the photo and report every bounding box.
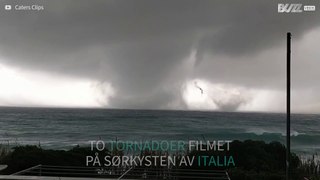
[0,107,319,155]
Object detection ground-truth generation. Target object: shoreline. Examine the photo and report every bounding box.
[1,139,319,156]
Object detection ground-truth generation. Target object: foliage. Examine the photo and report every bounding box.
[0,140,319,180]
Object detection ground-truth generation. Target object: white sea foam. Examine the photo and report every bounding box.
[246,128,305,137]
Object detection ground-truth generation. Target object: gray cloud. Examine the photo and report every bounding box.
[0,0,319,111]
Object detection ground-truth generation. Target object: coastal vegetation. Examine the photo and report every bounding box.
[0,140,319,180]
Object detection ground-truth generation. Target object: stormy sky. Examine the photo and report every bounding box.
[0,0,319,113]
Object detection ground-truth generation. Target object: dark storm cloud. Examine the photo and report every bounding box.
[194,1,320,66]
[0,0,319,110]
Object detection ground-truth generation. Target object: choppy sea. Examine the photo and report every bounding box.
[0,107,319,156]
